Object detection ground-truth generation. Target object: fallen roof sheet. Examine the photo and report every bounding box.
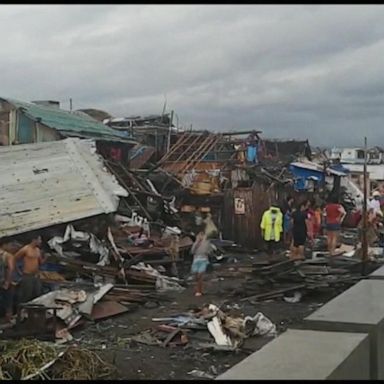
[0,138,128,237]
[1,97,134,143]
[290,161,347,177]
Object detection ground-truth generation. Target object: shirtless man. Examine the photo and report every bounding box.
[0,238,15,321]
[15,236,46,304]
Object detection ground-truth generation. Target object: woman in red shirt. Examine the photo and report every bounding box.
[324,195,346,256]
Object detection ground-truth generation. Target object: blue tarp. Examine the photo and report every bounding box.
[330,163,350,174]
[289,164,325,191]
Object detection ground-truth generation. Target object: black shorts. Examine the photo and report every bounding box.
[19,274,42,304]
[293,232,306,247]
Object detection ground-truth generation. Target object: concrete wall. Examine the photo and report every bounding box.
[368,265,384,280]
[218,277,384,380]
[303,279,384,379]
[216,329,370,380]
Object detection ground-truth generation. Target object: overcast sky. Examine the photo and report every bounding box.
[2,5,384,146]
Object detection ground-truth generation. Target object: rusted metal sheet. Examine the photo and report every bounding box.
[0,138,128,237]
[91,300,129,320]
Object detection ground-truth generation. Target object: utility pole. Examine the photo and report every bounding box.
[69,98,73,112]
[167,110,174,152]
[161,95,167,123]
[362,136,368,275]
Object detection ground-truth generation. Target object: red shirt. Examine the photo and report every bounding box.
[325,203,343,224]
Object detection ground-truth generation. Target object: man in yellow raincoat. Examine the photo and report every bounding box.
[260,204,283,258]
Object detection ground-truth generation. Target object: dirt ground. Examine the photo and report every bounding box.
[72,254,340,380]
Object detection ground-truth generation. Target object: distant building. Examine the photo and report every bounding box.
[329,147,383,165]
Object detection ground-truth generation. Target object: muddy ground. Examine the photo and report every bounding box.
[72,253,342,380]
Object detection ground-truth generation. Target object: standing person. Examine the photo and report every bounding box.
[368,191,383,219]
[14,236,46,304]
[282,196,295,216]
[305,200,316,246]
[291,202,310,261]
[325,196,347,256]
[282,196,295,249]
[0,238,15,322]
[260,204,283,258]
[168,234,179,277]
[190,231,212,297]
[313,204,322,238]
[356,208,378,259]
[283,208,293,248]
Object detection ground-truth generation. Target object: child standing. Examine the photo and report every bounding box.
[190,231,212,297]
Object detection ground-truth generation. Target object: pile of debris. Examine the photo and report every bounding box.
[236,255,380,303]
[129,304,276,352]
[0,338,115,380]
[0,221,188,344]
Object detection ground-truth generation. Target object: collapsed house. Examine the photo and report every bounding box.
[262,139,312,162]
[0,138,128,238]
[104,114,174,161]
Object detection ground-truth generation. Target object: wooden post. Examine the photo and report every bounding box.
[362,136,368,275]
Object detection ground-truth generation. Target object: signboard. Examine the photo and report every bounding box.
[234,198,245,214]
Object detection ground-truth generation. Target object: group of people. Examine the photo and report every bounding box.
[261,195,347,261]
[358,190,384,250]
[0,236,45,322]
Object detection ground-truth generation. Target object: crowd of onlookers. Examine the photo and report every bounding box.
[261,190,384,262]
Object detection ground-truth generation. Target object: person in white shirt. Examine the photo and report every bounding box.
[368,191,383,218]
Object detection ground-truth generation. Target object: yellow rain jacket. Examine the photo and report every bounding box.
[260,206,283,242]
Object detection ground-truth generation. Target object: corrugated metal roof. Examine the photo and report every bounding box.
[1,97,133,142]
[0,138,128,237]
[290,161,347,177]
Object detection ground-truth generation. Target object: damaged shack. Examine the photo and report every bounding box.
[0,138,128,238]
[0,97,138,166]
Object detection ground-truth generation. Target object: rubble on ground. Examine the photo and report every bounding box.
[0,338,115,380]
[128,303,276,352]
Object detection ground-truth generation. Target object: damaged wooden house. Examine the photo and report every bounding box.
[0,97,138,163]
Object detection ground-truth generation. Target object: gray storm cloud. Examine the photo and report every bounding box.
[1,4,384,146]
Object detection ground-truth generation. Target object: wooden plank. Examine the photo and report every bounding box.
[240,284,306,302]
